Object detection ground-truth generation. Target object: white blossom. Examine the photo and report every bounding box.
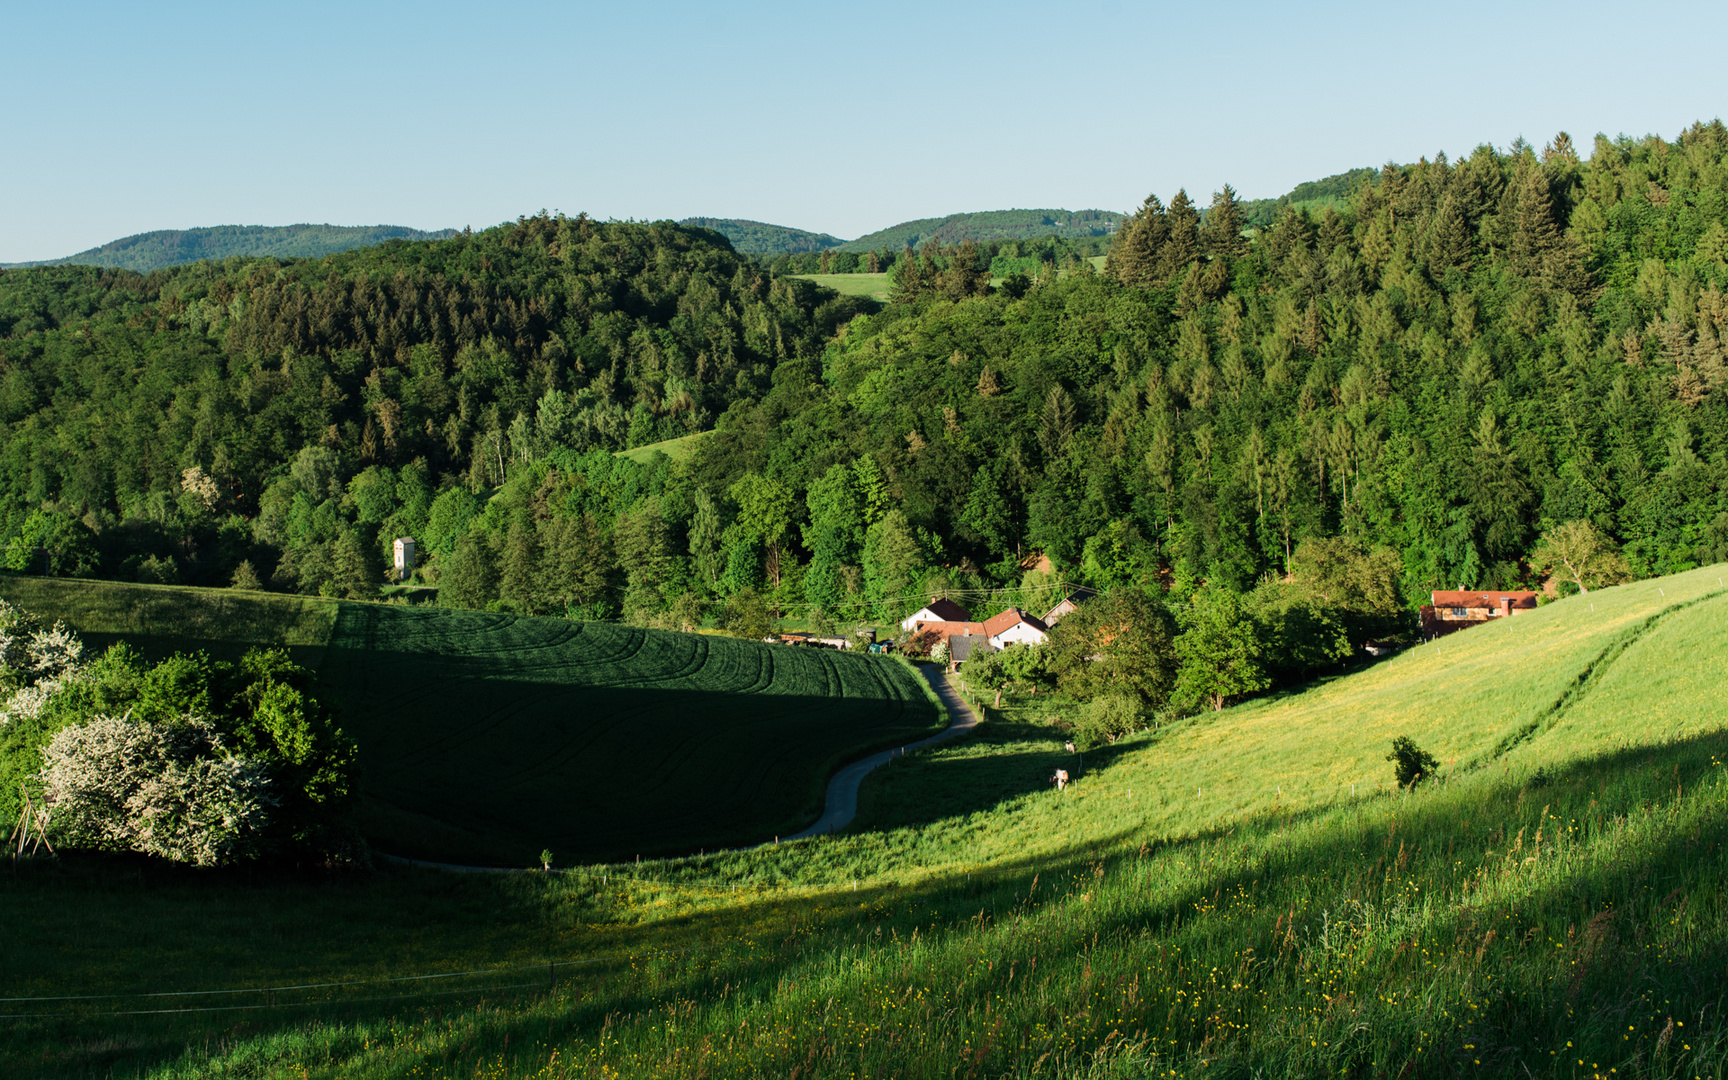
[26,621,84,680]
[40,714,277,866]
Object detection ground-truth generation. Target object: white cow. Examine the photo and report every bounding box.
[1051,769,1070,791]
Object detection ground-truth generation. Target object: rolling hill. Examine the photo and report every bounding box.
[836,207,1125,252]
[4,566,1724,1078]
[677,217,845,254]
[1,223,459,271]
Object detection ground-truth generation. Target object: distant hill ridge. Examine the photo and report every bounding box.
[838,209,1125,253]
[677,218,844,255]
[2,223,459,272]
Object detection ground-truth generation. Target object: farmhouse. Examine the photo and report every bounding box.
[1040,587,1096,627]
[983,607,1050,649]
[1420,589,1537,637]
[900,597,974,633]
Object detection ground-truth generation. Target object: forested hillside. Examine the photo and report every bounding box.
[2,126,1727,692]
[677,217,845,255]
[1,224,458,272]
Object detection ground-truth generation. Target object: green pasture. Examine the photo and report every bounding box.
[612,429,712,466]
[2,567,1726,1078]
[791,272,893,301]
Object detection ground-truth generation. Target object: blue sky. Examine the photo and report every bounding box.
[3,0,1726,261]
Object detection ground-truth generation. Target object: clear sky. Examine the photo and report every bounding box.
[3,0,1726,262]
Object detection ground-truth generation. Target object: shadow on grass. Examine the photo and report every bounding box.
[7,727,1727,1077]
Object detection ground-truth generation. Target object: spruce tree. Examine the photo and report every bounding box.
[1204,184,1248,260]
[1511,166,1562,278]
[331,528,380,601]
[1160,189,1201,279]
[1106,193,1168,287]
[499,511,541,612]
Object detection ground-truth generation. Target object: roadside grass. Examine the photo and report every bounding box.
[320,604,943,866]
[3,566,1725,1078]
[612,430,712,466]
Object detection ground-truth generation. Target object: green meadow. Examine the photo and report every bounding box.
[790,272,894,301]
[612,430,712,466]
[1,568,1725,1078]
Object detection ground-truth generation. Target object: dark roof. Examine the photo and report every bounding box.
[949,634,992,662]
[918,598,973,622]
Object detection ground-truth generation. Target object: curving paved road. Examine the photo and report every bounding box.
[377,664,980,871]
[780,664,979,841]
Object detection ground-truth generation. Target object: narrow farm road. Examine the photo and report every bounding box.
[781,664,979,841]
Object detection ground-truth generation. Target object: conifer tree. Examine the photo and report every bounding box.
[1105,193,1168,287]
[1204,184,1248,260]
[1511,166,1562,279]
[1160,190,1201,279]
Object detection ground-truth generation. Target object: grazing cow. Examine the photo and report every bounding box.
[1063,741,1076,754]
[1051,769,1070,790]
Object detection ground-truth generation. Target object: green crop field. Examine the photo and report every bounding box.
[791,272,893,301]
[0,577,943,866]
[612,429,712,466]
[3,568,1726,1079]
[319,604,944,864]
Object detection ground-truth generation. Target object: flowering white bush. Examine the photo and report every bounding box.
[40,714,277,866]
[26,621,85,680]
[0,598,43,673]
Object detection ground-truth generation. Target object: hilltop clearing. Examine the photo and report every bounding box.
[1,224,458,271]
[2,566,1724,1078]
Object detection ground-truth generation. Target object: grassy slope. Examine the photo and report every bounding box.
[4,569,1726,1079]
[0,577,337,665]
[612,429,712,465]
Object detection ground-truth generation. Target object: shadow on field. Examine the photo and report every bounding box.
[9,728,1727,1078]
[320,604,946,867]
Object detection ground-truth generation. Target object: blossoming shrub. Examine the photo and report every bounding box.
[0,599,360,865]
[40,715,274,866]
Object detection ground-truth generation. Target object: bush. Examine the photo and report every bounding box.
[1387,736,1440,789]
[41,714,275,866]
[1074,693,1142,749]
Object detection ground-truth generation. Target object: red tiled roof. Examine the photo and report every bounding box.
[1430,590,1537,609]
[983,607,1050,638]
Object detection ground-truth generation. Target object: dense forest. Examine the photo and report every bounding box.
[768,233,1111,281]
[1,224,457,272]
[2,123,1727,706]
